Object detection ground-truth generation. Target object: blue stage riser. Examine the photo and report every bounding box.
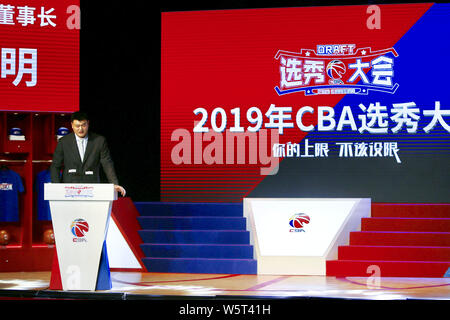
[134,202,243,217]
[135,202,257,274]
[141,244,254,259]
[142,258,257,275]
[138,230,250,244]
[137,216,247,230]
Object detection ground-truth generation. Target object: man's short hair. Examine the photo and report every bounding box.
[71,111,89,122]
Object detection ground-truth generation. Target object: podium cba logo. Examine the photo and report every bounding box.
[289,213,310,233]
[71,218,89,242]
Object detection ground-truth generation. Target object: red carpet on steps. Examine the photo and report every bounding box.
[326,203,450,278]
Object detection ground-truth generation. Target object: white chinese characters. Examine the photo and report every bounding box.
[1,47,37,87]
[0,4,56,27]
[273,140,402,163]
[193,102,450,135]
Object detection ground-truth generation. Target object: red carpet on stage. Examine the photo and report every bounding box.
[327,203,450,278]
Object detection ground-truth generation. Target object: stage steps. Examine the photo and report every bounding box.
[135,202,257,274]
[327,203,450,278]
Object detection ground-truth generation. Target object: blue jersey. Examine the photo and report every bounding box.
[0,169,24,222]
[35,169,51,221]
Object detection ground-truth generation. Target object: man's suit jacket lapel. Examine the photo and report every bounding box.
[83,134,94,164]
[70,133,83,164]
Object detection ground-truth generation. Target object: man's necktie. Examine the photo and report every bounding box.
[80,139,85,161]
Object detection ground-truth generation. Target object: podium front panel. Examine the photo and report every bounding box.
[50,200,112,291]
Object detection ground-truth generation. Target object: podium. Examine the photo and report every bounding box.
[44,183,117,291]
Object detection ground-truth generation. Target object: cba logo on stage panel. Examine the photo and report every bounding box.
[71,218,89,242]
[289,213,310,232]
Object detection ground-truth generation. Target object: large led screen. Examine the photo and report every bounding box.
[161,3,450,202]
[0,0,79,112]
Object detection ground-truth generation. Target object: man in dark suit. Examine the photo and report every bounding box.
[50,111,126,196]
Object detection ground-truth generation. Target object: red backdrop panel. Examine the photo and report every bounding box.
[0,0,79,112]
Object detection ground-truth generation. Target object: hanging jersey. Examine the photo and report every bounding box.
[0,169,24,222]
[35,169,51,221]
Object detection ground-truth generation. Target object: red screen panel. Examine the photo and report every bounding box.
[160,4,445,202]
[0,0,79,112]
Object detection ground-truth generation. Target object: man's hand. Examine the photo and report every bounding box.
[114,185,126,197]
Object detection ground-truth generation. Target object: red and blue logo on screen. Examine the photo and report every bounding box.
[326,60,346,84]
[71,218,89,242]
[289,213,310,233]
[275,44,399,96]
